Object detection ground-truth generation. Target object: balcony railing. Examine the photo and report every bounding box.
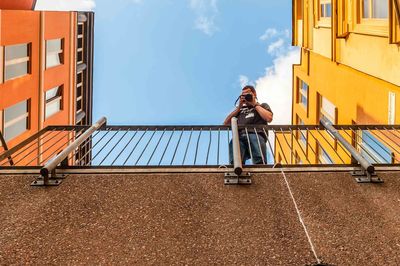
[0,117,400,184]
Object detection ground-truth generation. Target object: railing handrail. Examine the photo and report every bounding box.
[40,117,107,179]
[320,117,375,174]
[43,124,400,131]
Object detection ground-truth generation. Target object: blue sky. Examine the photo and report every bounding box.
[36,0,297,126]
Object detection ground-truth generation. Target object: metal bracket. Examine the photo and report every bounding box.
[31,178,62,186]
[224,172,252,185]
[31,170,64,186]
[351,170,383,183]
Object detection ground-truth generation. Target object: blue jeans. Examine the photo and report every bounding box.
[229,133,267,165]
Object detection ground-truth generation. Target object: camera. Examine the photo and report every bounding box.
[243,94,253,102]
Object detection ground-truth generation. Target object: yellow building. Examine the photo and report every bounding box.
[276,0,400,165]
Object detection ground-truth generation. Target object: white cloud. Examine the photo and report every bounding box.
[194,16,218,36]
[260,28,290,41]
[259,28,278,41]
[256,47,300,125]
[35,0,96,11]
[267,38,285,56]
[189,0,219,36]
[239,75,255,88]
[238,28,299,125]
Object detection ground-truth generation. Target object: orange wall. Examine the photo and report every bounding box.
[0,10,76,164]
[0,10,40,150]
[43,11,73,128]
[0,0,36,10]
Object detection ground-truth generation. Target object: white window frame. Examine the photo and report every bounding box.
[4,43,31,81]
[45,86,63,119]
[2,100,30,142]
[46,39,64,69]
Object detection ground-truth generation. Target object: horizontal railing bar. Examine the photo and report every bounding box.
[0,127,49,161]
[45,125,91,130]
[20,124,400,134]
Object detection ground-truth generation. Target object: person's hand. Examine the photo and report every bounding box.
[246,96,257,108]
[238,96,246,108]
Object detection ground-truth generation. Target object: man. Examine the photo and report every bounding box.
[223,85,273,165]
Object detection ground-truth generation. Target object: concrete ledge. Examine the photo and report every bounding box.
[0,172,399,265]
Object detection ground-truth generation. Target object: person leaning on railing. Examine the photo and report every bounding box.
[223,85,273,165]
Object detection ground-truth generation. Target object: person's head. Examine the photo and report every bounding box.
[241,85,257,101]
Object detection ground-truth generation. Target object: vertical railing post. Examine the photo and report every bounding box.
[231,117,243,176]
[0,130,14,166]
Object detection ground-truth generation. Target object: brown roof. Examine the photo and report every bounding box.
[0,171,399,265]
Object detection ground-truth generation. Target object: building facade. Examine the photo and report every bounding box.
[276,0,400,165]
[0,4,94,166]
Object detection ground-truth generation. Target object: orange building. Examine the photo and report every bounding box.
[0,4,94,166]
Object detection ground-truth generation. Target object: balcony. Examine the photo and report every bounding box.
[1,117,400,265]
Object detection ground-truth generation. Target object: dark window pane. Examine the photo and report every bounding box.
[46,87,60,100]
[77,72,83,83]
[4,100,28,123]
[4,119,27,141]
[363,0,370,18]
[78,24,83,35]
[77,99,82,111]
[326,3,332,17]
[302,81,308,93]
[5,62,28,81]
[46,54,61,68]
[361,131,392,163]
[77,51,83,63]
[5,44,28,61]
[46,100,61,119]
[46,39,62,53]
[301,95,307,106]
[372,0,388,18]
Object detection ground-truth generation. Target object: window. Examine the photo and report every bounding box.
[4,44,30,81]
[318,144,333,164]
[46,39,64,69]
[320,0,332,18]
[77,23,85,64]
[359,131,393,163]
[362,0,388,19]
[319,95,336,124]
[298,79,308,110]
[297,116,307,148]
[314,0,332,27]
[45,86,63,119]
[76,71,84,114]
[3,100,29,142]
[390,0,400,43]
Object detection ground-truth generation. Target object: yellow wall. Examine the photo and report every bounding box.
[279,0,400,165]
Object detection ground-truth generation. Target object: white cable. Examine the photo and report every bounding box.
[280,169,321,264]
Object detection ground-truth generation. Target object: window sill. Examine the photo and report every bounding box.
[352,23,389,37]
[315,18,332,29]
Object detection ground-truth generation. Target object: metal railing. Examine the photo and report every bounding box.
[1,117,400,177]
